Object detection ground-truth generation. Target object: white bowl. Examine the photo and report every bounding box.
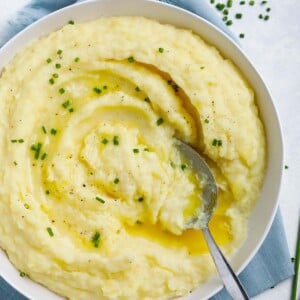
[0,0,283,299]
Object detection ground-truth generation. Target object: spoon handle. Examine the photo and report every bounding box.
[202,227,250,300]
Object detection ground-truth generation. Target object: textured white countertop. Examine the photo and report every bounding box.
[0,0,299,299]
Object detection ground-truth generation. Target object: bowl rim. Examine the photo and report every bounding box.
[0,0,284,299]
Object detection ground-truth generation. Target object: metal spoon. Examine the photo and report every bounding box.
[177,141,250,300]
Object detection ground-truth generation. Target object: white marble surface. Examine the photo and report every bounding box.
[0,0,299,299]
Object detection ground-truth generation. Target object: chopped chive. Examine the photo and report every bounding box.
[144,97,150,103]
[223,9,229,15]
[24,203,30,209]
[46,58,52,64]
[74,57,80,62]
[41,153,47,160]
[13,161,18,166]
[227,0,233,7]
[55,63,61,69]
[261,0,267,4]
[18,139,24,143]
[113,178,119,184]
[68,20,75,25]
[170,161,176,168]
[135,86,140,92]
[138,197,144,202]
[128,56,135,63]
[216,3,225,10]
[249,0,255,5]
[204,118,210,124]
[284,165,289,169]
[57,49,63,55]
[113,136,119,146]
[52,73,59,78]
[102,138,108,145]
[45,190,50,195]
[181,164,187,171]
[49,78,55,85]
[91,231,100,248]
[158,47,164,53]
[212,138,218,146]
[217,139,222,146]
[210,0,215,3]
[223,16,228,21]
[226,20,233,26]
[59,88,65,94]
[31,143,42,159]
[11,139,17,143]
[236,13,243,19]
[156,118,164,126]
[19,272,26,277]
[62,100,71,108]
[200,66,205,70]
[136,220,143,225]
[103,85,108,90]
[291,257,295,263]
[259,14,263,19]
[47,227,54,237]
[264,15,269,20]
[93,87,102,94]
[133,148,139,154]
[50,128,57,135]
[69,108,74,113]
[96,196,105,203]
[240,0,245,4]
[239,33,245,38]
[143,148,149,152]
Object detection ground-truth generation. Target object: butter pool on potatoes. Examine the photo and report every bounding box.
[0,17,266,300]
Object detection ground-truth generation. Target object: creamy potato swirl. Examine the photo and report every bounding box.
[0,17,266,299]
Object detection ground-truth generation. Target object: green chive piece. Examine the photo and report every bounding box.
[138,197,144,202]
[156,118,164,126]
[217,140,223,146]
[113,136,119,145]
[31,143,42,159]
[143,148,149,152]
[239,33,245,38]
[55,63,61,69]
[62,100,71,108]
[46,58,52,64]
[102,138,109,145]
[226,20,233,26]
[69,108,74,113]
[136,220,143,225]
[41,153,47,160]
[68,20,75,25]
[261,0,267,4]
[227,0,233,7]
[216,3,225,10]
[128,56,135,63]
[212,139,218,146]
[204,119,210,124]
[19,272,26,277]
[52,73,59,78]
[11,139,17,143]
[57,49,63,55]
[181,164,187,171]
[223,16,228,21]
[24,203,30,209]
[96,196,105,203]
[223,9,229,15]
[284,165,289,169]
[45,190,50,195]
[50,128,57,135]
[144,97,150,103]
[249,0,255,5]
[291,257,295,263]
[236,13,243,19]
[47,227,54,237]
[74,57,80,62]
[259,14,263,19]
[91,231,100,248]
[240,0,246,4]
[170,161,176,168]
[103,85,108,90]
[264,15,270,20]
[13,161,18,166]
[200,66,205,70]
[158,47,164,53]
[210,0,215,3]
[135,86,140,92]
[59,88,65,94]
[93,87,102,94]
[266,7,271,12]
[49,78,55,85]
[113,178,119,184]
[18,139,24,143]
[133,148,139,154]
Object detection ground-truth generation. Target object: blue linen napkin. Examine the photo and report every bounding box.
[0,1,294,299]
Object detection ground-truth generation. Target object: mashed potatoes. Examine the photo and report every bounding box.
[0,17,265,299]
